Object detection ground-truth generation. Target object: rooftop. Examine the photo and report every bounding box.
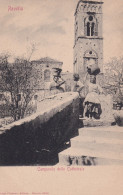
[75,0,103,15]
[80,0,103,2]
[31,57,63,64]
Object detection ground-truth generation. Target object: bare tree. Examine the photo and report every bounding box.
[0,45,38,121]
[104,56,123,108]
[104,56,123,87]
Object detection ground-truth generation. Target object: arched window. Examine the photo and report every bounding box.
[87,22,90,36]
[84,15,98,36]
[91,22,95,36]
[44,69,51,82]
[83,50,98,72]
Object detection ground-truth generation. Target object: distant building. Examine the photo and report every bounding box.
[74,0,103,80]
[31,57,63,90]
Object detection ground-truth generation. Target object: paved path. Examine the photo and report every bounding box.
[58,125,123,165]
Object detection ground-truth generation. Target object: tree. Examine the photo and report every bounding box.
[104,56,123,87]
[104,56,123,108]
[0,46,38,121]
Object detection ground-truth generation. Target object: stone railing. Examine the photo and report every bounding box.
[0,92,79,166]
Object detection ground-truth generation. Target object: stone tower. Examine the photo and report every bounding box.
[73,0,103,80]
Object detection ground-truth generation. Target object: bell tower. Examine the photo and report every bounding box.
[73,0,103,80]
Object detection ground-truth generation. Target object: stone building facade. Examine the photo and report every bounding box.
[73,0,103,81]
[31,57,63,90]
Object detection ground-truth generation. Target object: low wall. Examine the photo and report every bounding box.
[0,92,79,166]
[100,94,114,122]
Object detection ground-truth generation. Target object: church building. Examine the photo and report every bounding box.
[31,57,63,90]
[73,0,103,80]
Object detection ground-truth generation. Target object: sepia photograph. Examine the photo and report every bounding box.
[0,0,123,166]
[0,0,123,193]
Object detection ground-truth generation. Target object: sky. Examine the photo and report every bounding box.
[0,0,122,72]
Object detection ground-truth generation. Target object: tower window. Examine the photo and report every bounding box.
[87,22,95,36]
[91,22,95,36]
[89,16,93,21]
[84,15,98,37]
[84,50,98,72]
[87,22,90,36]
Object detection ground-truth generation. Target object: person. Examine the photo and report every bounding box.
[72,73,84,117]
[83,75,103,119]
[50,68,65,93]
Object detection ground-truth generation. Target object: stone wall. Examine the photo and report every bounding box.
[0,92,79,166]
[74,0,103,76]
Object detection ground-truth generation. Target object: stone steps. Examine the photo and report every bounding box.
[59,147,123,166]
[79,126,123,139]
[82,118,115,127]
[71,136,123,152]
[58,126,123,165]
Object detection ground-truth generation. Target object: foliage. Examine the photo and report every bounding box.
[104,56,123,86]
[104,56,123,106]
[0,47,38,121]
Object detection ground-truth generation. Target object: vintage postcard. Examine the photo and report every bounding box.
[0,0,123,194]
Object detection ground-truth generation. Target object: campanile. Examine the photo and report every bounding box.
[73,0,103,80]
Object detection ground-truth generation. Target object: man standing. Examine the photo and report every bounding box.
[72,73,84,118]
